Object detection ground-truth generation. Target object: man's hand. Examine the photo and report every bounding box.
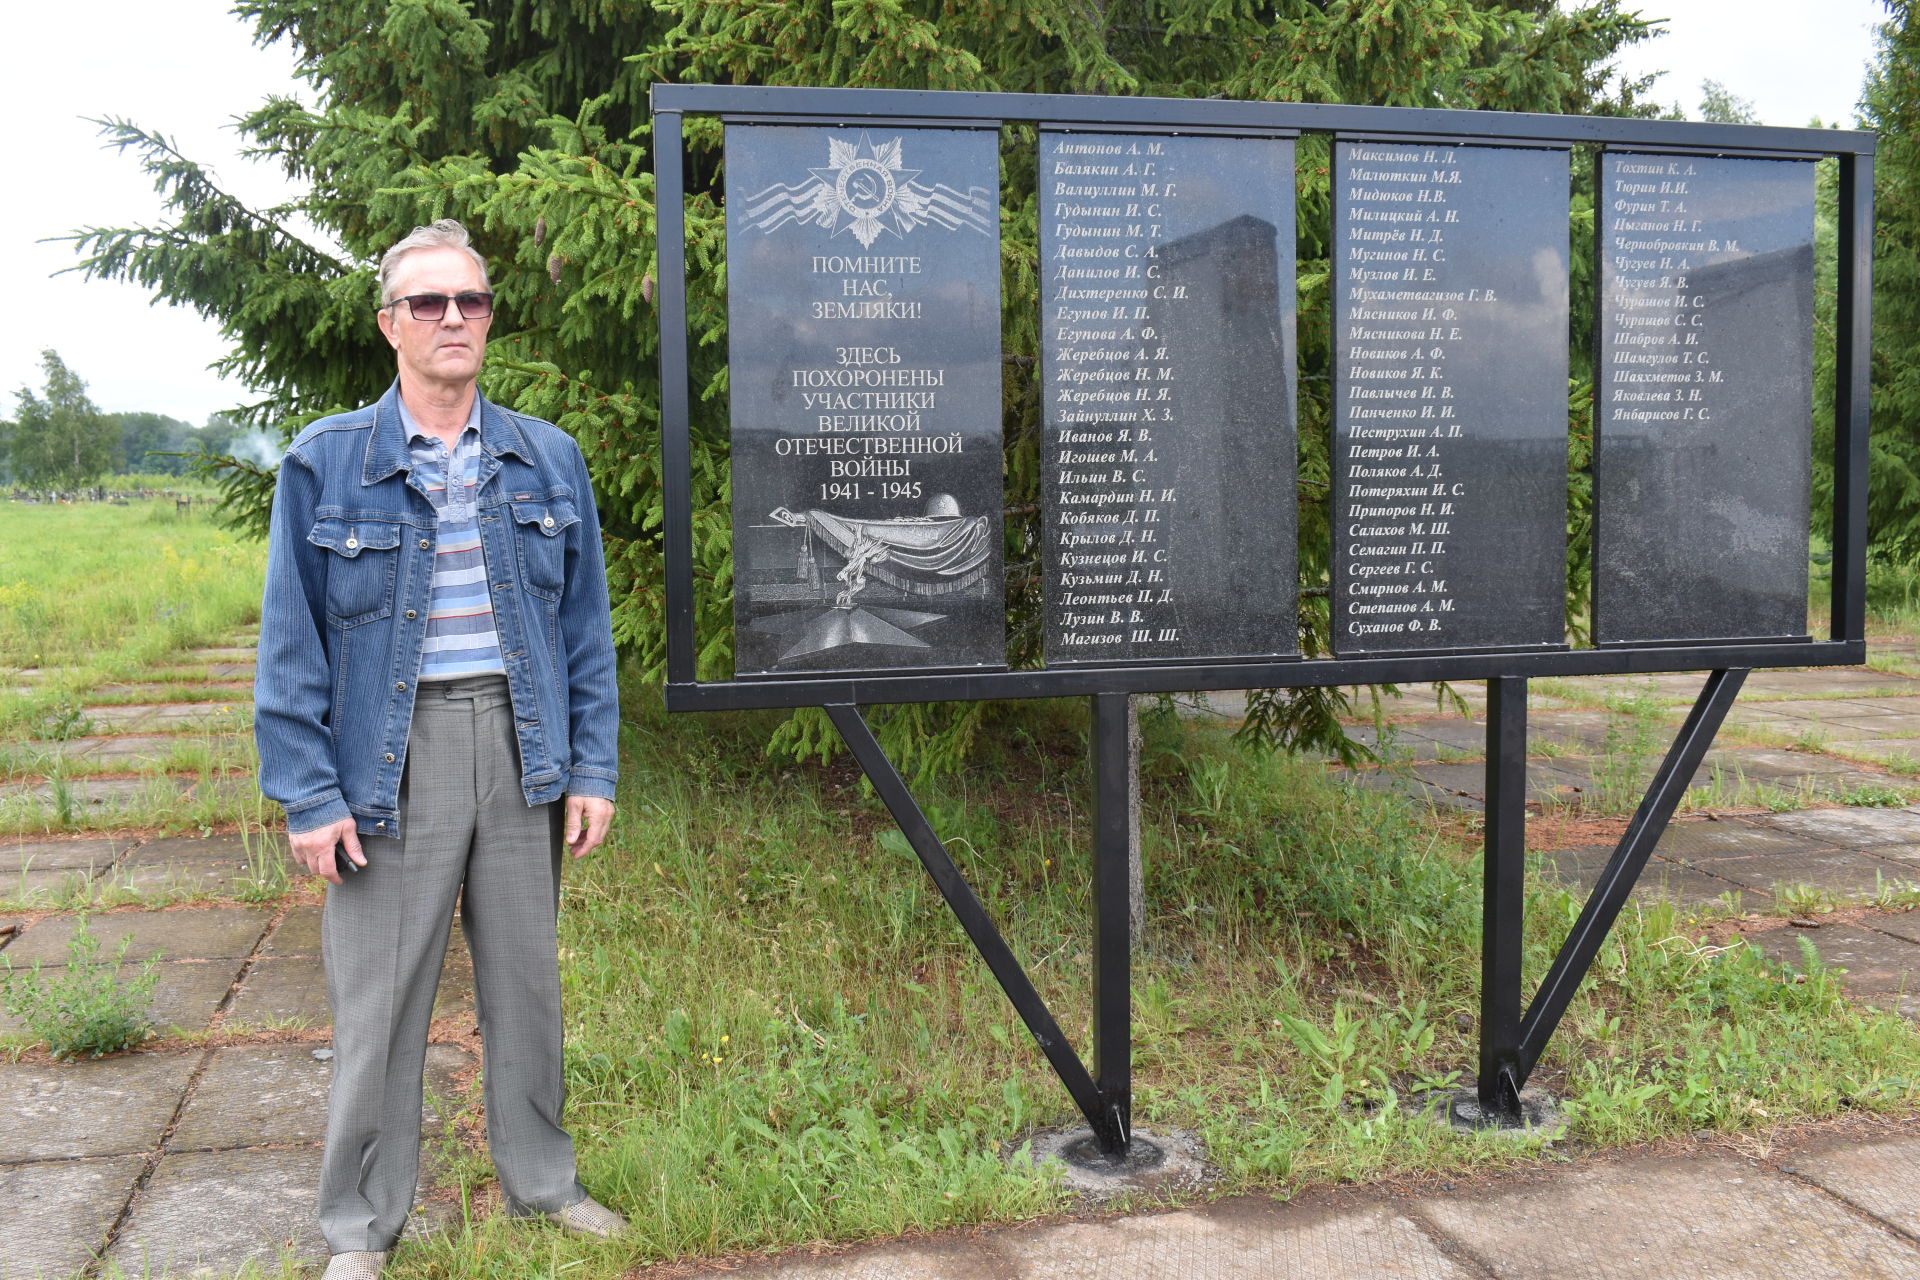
[288,817,365,885]
[564,795,614,859]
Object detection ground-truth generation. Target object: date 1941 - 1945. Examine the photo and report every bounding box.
[821,481,923,502]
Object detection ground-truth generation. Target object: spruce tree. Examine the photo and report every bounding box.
[69,0,1655,772]
[1860,1,1920,560]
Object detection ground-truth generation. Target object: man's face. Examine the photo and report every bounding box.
[375,246,491,390]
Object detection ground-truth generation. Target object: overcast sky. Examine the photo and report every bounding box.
[0,1,1893,427]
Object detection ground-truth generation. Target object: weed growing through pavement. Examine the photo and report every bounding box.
[1830,780,1920,807]
[1772,883,1842,916]
[1,917,160,1059]
[1680,765,1815,814]
[1587,681,1665,814]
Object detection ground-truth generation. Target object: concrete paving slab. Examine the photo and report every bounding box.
[1410,761,1586,806]
[78,702,245,732]
[61,732,248,767]
[1785,1133,1920,1237]
[1838,738,1920,766]
[1859,911,1920,946]
[1714,749,1868,776]
[1809,714,1920,738]
[1655,818,1827,862]
[104,857,263,901]
[187,647,256,662]
[99,834,287,900]
[1752,924,1920,999]
[730,1198,1477,1280]
[108,1146,327,1277]
[0,865,104,905]
[261,904,322,957]
[1765,806,1920,846]
[1393,719,1486,756]
[0,1154,144,1280]
[0,1052,199,1159]
[1723,704,1810,725]
[91,680,252,701]
[0,776,176,809]
[171,1041,470,1150]
[2,838,124,876]
[130,832,288,865]
[1701,751,1849,787]
[1748,698,1920,720]
[1534,848,1759,911]
[1540,845,1616,879]
[1415,1151,1920,1279]
[998,1200,1478,1280]
[227,951,472,1028]
[1632,865,1756,910]
[76,703,166,730]
[222,955,327,1027]
[1743,670,1920,697]
[1805,772,1920,802]
[1701,848,1920,901]
[5,907,270,966]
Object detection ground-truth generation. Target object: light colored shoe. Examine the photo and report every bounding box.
[549,1195,628,1239]
[321,1253,388,1279]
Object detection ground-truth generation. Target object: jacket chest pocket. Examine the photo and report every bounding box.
[510,499,577,600]
[308,518,402,626]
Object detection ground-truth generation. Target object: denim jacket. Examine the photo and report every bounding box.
[255,384,618,837]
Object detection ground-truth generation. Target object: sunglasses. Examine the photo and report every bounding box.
[384,291,495,321]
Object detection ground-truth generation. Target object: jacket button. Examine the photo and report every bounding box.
[543,515,555,528]
[418,538,431,550]
[376,821,387,830]
[345,537,359,550]
[405,609,417,620]
[395,681,407,691]
[384,752,396,763]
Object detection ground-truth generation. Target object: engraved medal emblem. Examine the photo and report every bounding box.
[740,132,992,249]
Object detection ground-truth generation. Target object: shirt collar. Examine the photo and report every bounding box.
[397,393,482,449]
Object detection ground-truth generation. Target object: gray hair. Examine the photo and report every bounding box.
[377,219,491,304]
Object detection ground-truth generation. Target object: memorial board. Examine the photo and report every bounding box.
[1593,153,1815,645]
[1038,131,1299,665]
[1331,141,1571,655]
[725,125,1006,676]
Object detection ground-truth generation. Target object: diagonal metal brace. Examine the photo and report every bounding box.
[824,703,1122,1150]
[1513,668,1748,1083]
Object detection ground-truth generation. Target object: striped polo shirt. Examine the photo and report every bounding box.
[400,398,507,681]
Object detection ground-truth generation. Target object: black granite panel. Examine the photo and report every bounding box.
[1331,142,1570,655]
[1038,132,1298,664]
[726,125,1005,676]
[1593,153,1815,645]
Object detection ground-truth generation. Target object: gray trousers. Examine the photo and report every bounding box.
[318,675,584,1253]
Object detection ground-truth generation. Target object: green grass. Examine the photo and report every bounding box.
[0,498,263,732]
[361,683,1919,1277]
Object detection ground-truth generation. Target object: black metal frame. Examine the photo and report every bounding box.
[650,83,1874,1150]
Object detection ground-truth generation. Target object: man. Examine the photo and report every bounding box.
[255,219,625,1279]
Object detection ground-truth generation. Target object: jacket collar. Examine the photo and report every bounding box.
[361,381,531,485]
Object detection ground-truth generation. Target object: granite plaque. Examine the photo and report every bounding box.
[1331,141,1570,655]
[1038,131,1298,664]
[1593,153,1815,645]
[726,124,1005,676]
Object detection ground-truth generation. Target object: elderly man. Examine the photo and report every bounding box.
[255,219,625,1278]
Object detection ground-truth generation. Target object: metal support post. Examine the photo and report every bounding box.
[1090,692,1135,1152]
[1514,669,1748,1082]
[1478,677,1528,1119]
[823,704,1114,1143]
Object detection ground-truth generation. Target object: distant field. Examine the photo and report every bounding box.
[0,497,264,671]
